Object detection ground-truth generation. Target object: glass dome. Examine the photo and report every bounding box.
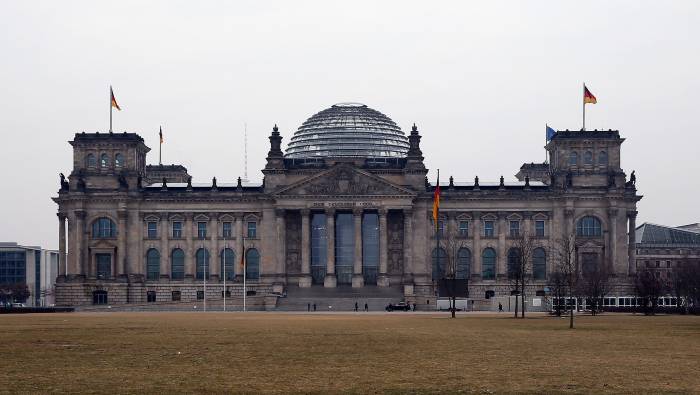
[284,103,410,159]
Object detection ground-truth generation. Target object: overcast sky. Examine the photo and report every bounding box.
[1,1,698,250]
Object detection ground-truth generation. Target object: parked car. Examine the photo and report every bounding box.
[385,302,411,312]
[11,303,26,308]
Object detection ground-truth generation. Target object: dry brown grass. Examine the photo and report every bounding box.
[0,312,698,394]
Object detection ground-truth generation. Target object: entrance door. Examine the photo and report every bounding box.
[96,253,111,279]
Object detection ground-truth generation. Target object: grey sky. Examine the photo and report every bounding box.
[1,1,698,250]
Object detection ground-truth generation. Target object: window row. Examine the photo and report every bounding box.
[568,150,608,166]
[144,248,260,281]
[434,219,548,238]
[85,153,125,169]
[146,220,257,239]
[431,247,548,281]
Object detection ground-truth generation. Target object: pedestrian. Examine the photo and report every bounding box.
[313,303,316,312]
[354,302,358,312]
[364,303,368,312]
[498,302,503,312]
[412,303,417,311]
[307,303,310,312]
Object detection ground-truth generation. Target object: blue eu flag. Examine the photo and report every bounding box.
[546,125,556,142]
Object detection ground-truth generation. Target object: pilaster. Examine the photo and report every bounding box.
[378,208,389,287]
[299,209,311,287]
[352,208,364,288]
[324,208,337,287]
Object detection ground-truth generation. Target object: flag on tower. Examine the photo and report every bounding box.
[546,125,556,142]
[432,171,440,231]
[110,86,121,110]
[584,85,597,104]
[159,126,163,144]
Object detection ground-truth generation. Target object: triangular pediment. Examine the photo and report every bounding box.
[274,164,416,197]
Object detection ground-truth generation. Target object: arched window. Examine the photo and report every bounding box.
[86,153,97,167]
[431,247,447,281]
[245,248,260,280]
[598,151,608,165]
[456,248,471,280]
[533,248,546,280]
[507,248,521,279]
[100,153,109,168]
[577,216,602,237]
[196,248,210,280]
[584,151,593,165]
[146,249,160,281]
[91,217,116,238]
[482,248,496,280]
[569,151,578,166]
[115,153,124,168]
[220,248,235,281]
[171,249,185,280]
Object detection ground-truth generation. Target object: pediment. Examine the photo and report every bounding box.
[274,164,416,197]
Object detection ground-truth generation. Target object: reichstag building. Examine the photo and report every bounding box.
[53,102,641,308]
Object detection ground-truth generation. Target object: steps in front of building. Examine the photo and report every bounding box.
[76,296,268,312]
[276,285,406,311]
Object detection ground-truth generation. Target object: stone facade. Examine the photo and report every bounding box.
[53,111,641,307]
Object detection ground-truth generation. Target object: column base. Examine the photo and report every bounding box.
[377,275,390,287]
[351,274,364,288]
[323,274,337,288]
[298,275,312,288]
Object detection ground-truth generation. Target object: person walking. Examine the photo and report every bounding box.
[354,302,359,312]
[364,303,368,312]
[307,303,311,312]
[313,303,316,312]
[498,302,503,313]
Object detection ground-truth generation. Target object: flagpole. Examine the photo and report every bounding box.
[582,83,586,131]
[203,239,206,312]
[159,127,162,165]
[436,169,440,309]
[223,239,227,312]
[243,241,247,312]
[109,86,113,133]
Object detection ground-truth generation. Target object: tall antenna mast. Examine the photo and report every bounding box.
[243,122,249,182]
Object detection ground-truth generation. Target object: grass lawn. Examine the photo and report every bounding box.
[0,312,698,394]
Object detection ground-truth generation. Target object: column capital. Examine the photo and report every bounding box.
[159,211,169,221]
[325,208,336,216]
[378,208,388,216]
[57,212,67,221]
[564,209,575,218]
[447,211,457,219]
[275,208,286,217]
[300,208,311,216]
[209,212,220,220]
[74,210,86,219]
[627,210,638,219]
[234,212,245,220]
[184,212,194,220]
[471,211,481,219]
[403,208,413,217]
[352,207,363,216]
[117,211,129,220]
[522,211,533,219]
[497,211,508,219]
[608,208,619,217]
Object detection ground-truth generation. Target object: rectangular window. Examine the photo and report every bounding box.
[197,222,207,239]
[484,221,494,237]
[147,291,156,303]
[172,222,182,238]
[197,290,204,300]
[171,291,181,301]
[96,253,111,279]
[147,221,157,238]
[222,222,232,238]
[459,221,469,237]
[247,222,257,238]
[535,220,545,237]
[509,221,520,237]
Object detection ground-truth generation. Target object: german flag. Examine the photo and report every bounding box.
[584,85,597,104]
[432,171,440,231]
[110,86,121,110]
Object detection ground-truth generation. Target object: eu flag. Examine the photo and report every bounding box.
[546,125,556,142]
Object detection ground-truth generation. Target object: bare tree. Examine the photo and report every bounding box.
[441,238,468,319]
[635,267,666,315]
[671,257,700,315]
[548,270,567,316]
[579,261,611,316]
[513,230,536,318]
[550,235,578,329]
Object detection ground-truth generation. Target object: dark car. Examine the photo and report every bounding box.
[385,302,411,312]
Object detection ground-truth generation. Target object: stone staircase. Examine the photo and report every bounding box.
[76,296,268,312]
[276,285,405,312]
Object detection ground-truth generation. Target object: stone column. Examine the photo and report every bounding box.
[565,208,575,237]
[324,208,336,287]
[352,208,364,288]
[608,208,618,275]
[159,213,169,280]
[235,213,244,279]
[210,213,220,281]
[117,210,128,278]
[627,210,637,276]
[402,209,413,286]
[496,212,507,279]
[75,210,86,278]
[57,213,67,278]
[184,213,194,280]
[276,209,286,277]
[472,212,481,279]
[378,208,389,287]
[299,209,311,287]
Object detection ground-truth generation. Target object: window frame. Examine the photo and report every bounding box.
[197,222,207,239]
[535,220,546,237]
[247,221,257,238]
[147,221,158,238]
[483,220,495,237]
[172,221,182,238]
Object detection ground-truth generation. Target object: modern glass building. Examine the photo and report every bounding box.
[0,242,59,306]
